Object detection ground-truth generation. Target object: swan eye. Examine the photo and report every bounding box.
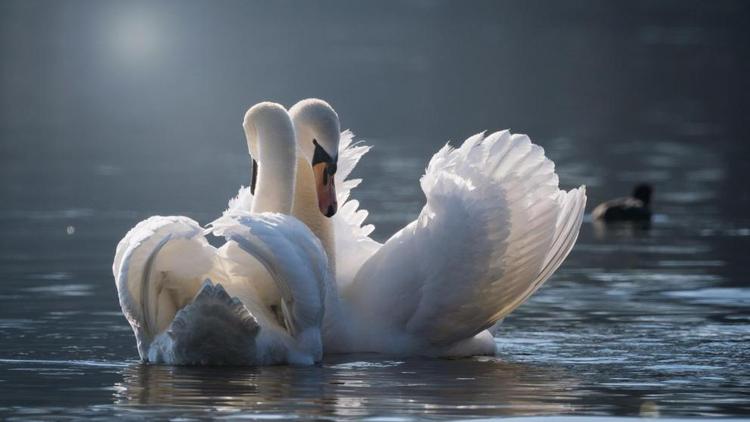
[312,139,336,166]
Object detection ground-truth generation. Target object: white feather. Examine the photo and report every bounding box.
[328,130,586,356]
[113,212,330,366]
[113,102,330,366]
[331,130,382,287]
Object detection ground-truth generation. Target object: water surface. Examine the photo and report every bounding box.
[1,0,749,420]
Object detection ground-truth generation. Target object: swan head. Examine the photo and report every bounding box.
[243,102,292,158]
[289,98,340,218]
[241,102,297,214]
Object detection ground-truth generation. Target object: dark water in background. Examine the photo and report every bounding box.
[1,0,749,419]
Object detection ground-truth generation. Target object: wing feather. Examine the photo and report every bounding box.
[332,130,382,286]
[348,131,586,346]
[113,216,219,358]
[220,130,378,290]
[209,212,330,338]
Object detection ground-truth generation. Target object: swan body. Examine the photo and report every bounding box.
[283,99,587,357]
[113,102,329,366]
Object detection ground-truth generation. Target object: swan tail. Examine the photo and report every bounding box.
[113,216,217,359]
[152,281,260,365]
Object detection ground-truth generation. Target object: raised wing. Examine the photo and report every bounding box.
[224,185,255,216]
[113,216,221,358]
[346,131,586,345]
[332,130,382,286]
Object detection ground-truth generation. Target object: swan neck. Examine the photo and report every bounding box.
[292,155,335,271]
[245,111,296,214]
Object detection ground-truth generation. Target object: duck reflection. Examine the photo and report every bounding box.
[113,355,581,418]
[592,218,652,240]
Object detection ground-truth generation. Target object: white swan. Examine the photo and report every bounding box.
[282,98,588,357]
[113,102,330,366]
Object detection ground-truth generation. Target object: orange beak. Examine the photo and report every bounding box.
[312,162,337,217]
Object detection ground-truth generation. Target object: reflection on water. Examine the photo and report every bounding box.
[1,133,748,419]
[2,0,750,420]
[113,358,578,419]
[592,219,653,240]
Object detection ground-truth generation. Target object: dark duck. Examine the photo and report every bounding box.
[592,184,653,222]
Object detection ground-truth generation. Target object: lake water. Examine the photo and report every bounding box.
[1,1,749,420]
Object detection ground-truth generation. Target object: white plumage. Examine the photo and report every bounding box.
[285,101,587,357]
[118,97,587,362]
[113,213,329,366]
[331,130,381,286]
[112,102,330,366]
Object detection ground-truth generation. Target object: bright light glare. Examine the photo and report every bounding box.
[111,12,160,61]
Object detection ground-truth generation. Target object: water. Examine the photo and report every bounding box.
[2,0,750,420]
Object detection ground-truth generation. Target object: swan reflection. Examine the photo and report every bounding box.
[113,356,580,418]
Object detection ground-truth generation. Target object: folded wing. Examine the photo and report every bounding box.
[210,212,330,352]
[113,216,221,358]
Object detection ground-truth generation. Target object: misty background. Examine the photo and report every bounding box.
[1,2,750,417]
[2,0,748,231]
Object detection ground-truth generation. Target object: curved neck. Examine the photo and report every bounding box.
[289,99,340,163]
[243,108,297,214]
[292,155,335,271]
